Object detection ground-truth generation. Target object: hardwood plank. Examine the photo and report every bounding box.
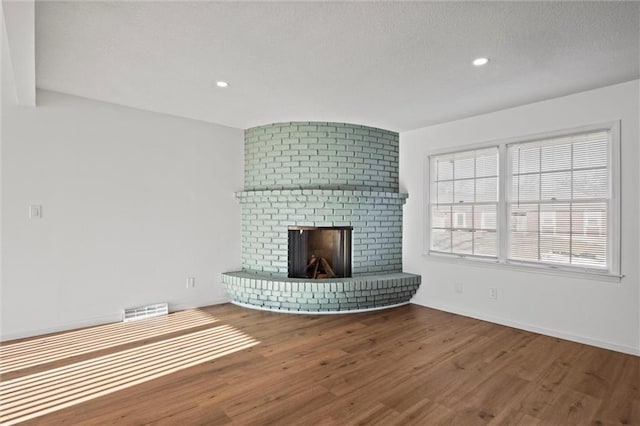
[1,303,637,425]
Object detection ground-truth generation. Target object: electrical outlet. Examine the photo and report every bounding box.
[489,287,498,300]
[454,282,464,293]
[29,204,43,219]
[186,277,195,288]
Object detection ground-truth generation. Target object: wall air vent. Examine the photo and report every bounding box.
[123,302,169,322]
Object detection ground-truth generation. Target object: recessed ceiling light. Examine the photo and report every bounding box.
[216,81,229,88]
[473,57,489,66]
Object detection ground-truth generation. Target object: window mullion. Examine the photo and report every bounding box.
[498,144,509,262]
[537,204,541,261]
[450,158,455,252]
[472,150,477,255]
[537,147,542,262]
[569,143,574,265]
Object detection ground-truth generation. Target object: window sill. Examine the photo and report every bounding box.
[422,251,623,283]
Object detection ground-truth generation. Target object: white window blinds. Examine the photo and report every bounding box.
[429,147,498,257]
[507,130,610,269]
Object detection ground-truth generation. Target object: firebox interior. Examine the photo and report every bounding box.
[288,227,352,279]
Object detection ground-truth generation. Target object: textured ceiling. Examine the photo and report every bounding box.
[35,1,639,132]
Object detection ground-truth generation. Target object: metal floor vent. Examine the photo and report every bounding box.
[123,302,169,322]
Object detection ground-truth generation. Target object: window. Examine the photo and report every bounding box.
[427,123,620,277]
[508,130,611,269]
[429,147,498,257]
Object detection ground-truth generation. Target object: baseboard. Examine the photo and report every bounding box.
[411,300,640,357]
[0,298,232,343]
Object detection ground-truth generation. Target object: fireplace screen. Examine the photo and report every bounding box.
[288,226,352,279]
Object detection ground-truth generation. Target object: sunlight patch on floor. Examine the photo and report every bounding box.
[0,310,218,374]
[0,324,259,425]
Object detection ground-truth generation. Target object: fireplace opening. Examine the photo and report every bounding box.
[288,226,352,279]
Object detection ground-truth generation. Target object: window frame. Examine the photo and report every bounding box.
[424,121,622,280]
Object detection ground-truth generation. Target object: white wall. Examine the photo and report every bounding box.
[1,59,244,340]
[401,80,640,355]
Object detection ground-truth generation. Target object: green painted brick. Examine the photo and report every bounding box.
[245,122,398,192]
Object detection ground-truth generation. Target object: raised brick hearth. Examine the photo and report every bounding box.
[223,122,421,313]
[223,272,420,312]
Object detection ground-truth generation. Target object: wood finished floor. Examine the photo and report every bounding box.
[1,303,638,425]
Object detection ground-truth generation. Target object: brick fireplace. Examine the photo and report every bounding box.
[222,122,421,312]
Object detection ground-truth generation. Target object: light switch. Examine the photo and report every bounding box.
[29,205,43,219]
